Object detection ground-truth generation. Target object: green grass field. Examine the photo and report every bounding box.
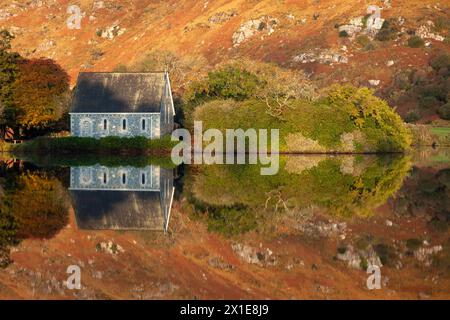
[431,127,450,137]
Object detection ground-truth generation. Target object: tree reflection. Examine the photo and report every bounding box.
[0,162,69,267]
[185,155,412,237]
[391,166,450,232]
[7,172,69,239]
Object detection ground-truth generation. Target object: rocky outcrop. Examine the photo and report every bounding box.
[296,220,347,239]
[93,1,105,10]
[416,22,445,42]
[37,40,56,52]
[336,245,382,270]
[0,9,16,21]
[293,49,349,65]
[414,245,443,267]
[339,17,364,37]
[232,243,276,267]
[97,23,126,40]
[232,16,278,47]
[96,241,124,255]
[208,9,238,24]
[338,12,385,38]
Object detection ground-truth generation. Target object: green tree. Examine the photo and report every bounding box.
[438,103,450,120]
[325,85,412,151]
[184,60,317,125]
[0,30,20,131]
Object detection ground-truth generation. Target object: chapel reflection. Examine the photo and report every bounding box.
[70,165,175,232]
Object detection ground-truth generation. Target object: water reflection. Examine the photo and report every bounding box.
[183,155,412,237]
[0,160,69,267]
[70,165,175,232]
[0,152,449,299]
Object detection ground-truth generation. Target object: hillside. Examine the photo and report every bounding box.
[0,0,449,121]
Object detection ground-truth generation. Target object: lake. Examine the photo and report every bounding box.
[0,149,449,299]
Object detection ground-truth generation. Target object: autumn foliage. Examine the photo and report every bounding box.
[11,59,70,130]
[1,30,70,135]
[7,172,69,239]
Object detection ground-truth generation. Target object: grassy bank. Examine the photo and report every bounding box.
[12,136,177,156]
[408,125,450,147]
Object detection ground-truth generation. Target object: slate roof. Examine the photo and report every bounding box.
[72,191,168,231]
[70,72,167,113]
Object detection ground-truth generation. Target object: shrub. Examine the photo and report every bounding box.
[419,84,448,102]
[356,35,371,47]
[186,65,260,104]
[362,14,371,29]
[438,103,450,120]
[325,85,413,152]
[419,96,439,109]
[377,29,392,41]
[363,42,377,51]
[373,243,396,266]
[411,69,428,86]
[195,86,412,152]
[207,206,257,237]
[0,209,18,249]
[406,238,422,251]
[405,110,421,123]
[339,30,349,38]
[184,60,316,126]
[408,36,425,48]
[393,70,413,90]
[376,19,398,41]
[434,16,449,32]
[430,52,450,71]
[13,136,176,155]
[113,64,129,72]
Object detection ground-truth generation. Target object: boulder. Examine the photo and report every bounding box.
[416,24,445,42]
[208,9,238,24]
[232,16,278,46]
[293,49,349,65]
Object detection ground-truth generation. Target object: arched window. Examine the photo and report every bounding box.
[103,172,107,184]
[122,173,127,185]
[141,172,146,185]
[103,119,108,131]
[141,118,146,131]
[122,118,127,131]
